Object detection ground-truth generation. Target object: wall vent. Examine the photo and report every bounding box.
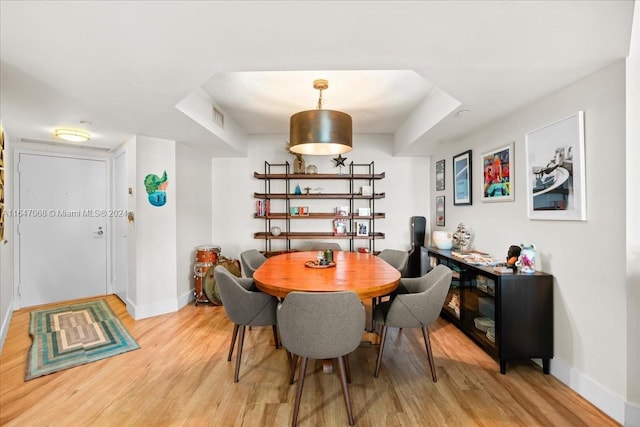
[212,106,225,128]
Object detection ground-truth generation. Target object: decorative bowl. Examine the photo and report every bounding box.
[432,231,453,249]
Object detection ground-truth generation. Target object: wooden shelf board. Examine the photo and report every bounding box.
[254,193,385,200]
[254,213,386,219]
[254,172,385,180]
[254,232,385,240]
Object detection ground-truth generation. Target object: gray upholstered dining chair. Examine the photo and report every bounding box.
[307,242,342,251]
[214,265,279,383]
[277,291,365,426]
[240,248,267,278]
[373,264,452,381]
[370,248,410,329]
[378,248,409,277]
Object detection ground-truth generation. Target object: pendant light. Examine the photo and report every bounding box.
[289,79,352,155]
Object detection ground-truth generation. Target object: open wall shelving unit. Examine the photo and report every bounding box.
[253,161,385,254]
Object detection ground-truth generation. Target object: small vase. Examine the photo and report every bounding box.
[517,244,536,273]
[293,155,305,174]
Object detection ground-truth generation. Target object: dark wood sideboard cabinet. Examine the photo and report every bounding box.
[427,247,553,374]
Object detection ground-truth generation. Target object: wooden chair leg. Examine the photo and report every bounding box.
[422,326,437,382]
[228,324,239,362]
[291,357,308,427]
[286,351,299,385]
[374,325,388,378]
[234,325,246,383]
[337,355,355,426]
[272,325,280,348]
[344,353,351,384]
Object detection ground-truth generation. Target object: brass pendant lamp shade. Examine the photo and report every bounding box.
[289,80,352,155]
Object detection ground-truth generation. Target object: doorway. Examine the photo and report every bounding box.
[15,151,109,307]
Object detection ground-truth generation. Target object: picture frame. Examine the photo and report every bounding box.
[355,221,369,237]
[481,143,514,202]
[435,195,445,226]
[357,207,371,217]
[335,206,349,216]
[360,185,373,196]
[453,150,472,205]
[435,159,445,191]
[525,111,586,220]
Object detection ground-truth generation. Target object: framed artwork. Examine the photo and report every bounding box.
[525,111,586,220]
[453,150,472,205]
[355,221,369,236]
[435,159,445,191]
[435,196,445,226]
[481,143,514,202]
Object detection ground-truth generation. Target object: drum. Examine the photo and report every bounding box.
[203,256,242,306]
[196,245,221,264]
[193,261,214,304]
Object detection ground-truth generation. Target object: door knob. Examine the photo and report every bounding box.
[96,226,104,236]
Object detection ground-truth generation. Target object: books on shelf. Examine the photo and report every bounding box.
[493,266,514,274]
[256,200,270,216]
[451,250,500,266]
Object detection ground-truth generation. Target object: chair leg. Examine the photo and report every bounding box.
[228,324,239,362]
[272,325,280,348]
[286,351,298,385]
[344,353,351,384]
[337,355,355,426]
[422,326,437,382]
[374,326,388,378]
[234,325,246,383]
[291,357,308,427]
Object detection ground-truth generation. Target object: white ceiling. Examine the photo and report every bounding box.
[0,1,635,156]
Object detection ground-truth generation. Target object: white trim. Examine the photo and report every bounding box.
[126,297,182,320]
[626,401,640,427]
[0,299,13,353]
[551,356,625,424]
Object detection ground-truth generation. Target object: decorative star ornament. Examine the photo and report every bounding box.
[333,154,347,167]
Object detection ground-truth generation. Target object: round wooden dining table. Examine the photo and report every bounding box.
[253,250,401,300]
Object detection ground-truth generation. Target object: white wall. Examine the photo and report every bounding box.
[176,141,211,305]
[430,61,628,423]
[626,1,640,424]
[212,134,430,260]
[127,135,178,319]
[0,122,13,352]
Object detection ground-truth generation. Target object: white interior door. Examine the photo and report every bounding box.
[16,152,108,307]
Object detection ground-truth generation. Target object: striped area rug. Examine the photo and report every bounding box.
[25,299,140,380]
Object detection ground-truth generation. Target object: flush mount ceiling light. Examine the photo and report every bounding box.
[54,128,91,143]
[289,79,352,155]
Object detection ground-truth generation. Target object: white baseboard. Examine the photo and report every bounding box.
[626,401,640,427]
[0,302,13,353]
[124,290,194,320]
[127,298,179,320]
[551,356,625,424]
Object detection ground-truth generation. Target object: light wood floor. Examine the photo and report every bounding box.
[0,295,618,426]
